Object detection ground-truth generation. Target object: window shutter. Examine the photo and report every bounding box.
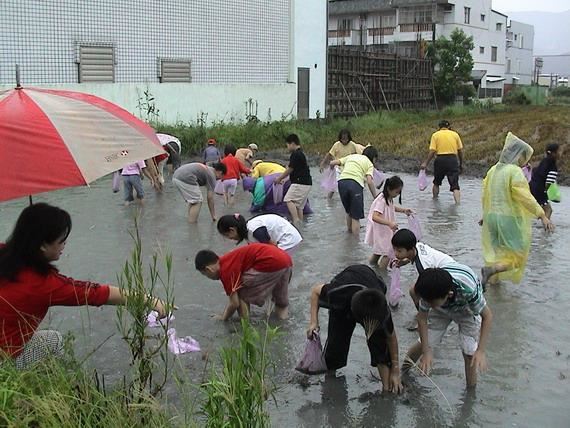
[79,45,114,83]
[160,59,192,83]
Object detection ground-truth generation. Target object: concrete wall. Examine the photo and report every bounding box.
[294,0,327,118]
[0,83,297,125]
[505,21,534,85]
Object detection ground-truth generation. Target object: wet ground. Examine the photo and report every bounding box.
[1,168,569,427]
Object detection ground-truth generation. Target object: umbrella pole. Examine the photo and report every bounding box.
[28,195,33,205]
[15,64,22,89]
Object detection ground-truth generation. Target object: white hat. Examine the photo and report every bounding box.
[248,143,259,151]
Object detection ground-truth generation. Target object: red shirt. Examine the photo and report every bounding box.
[219,243,292,295]
[0,269,110,357]
[221,154,250,180]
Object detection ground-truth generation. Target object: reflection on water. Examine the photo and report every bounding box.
[1,168,570,427]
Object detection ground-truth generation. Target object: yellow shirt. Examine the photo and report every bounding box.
[329,141,358,159]
[355,143,367,154]
[339,154,374,187]
[429,129,463,155]
[251,162,286,178]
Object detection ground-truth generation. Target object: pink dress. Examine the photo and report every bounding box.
[364,194,395,256]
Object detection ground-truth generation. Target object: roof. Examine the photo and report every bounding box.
[487,76,506,83]
[471,69,487,81]
[391,0,451,6]
[329,0,392,15]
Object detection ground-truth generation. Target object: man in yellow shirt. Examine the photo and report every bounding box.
[420,120,463,204]
[250,160,286,178]
[320,129,359,199]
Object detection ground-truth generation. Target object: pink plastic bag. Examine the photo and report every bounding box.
[388,267,403,307]
[320,167,337,193]
[295,331,328,375]
[418,170,428,191]
[373,168,385,189]
[522,164,532,182]
[214,179,224,195]
[112,171,121,193]
[146,310,175,328]
[167,328,201,354]
[273,182,284,204]
[407,215,423,241]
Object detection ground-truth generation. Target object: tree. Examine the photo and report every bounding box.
[427,29,475,105]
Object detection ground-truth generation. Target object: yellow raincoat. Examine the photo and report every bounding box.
[482,132,545,283]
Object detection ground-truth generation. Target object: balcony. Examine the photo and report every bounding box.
[368,27,396,36]
[328,29,351,38]
[399,22,434,32]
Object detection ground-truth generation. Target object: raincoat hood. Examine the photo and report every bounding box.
[499,132,533,166]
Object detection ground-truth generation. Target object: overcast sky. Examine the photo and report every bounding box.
[492,0,570,13]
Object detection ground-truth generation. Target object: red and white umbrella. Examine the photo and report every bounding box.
[0,86,165,202]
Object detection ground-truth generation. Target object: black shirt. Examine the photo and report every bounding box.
[530,157,558,195]
[288,148,312,185]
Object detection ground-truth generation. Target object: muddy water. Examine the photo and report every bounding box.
[1,169,569,427]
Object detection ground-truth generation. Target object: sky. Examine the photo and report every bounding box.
[492,0,570,13]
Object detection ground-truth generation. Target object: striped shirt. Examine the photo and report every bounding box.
[419,263,486,315]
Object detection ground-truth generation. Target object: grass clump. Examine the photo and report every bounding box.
[201,319,279,428]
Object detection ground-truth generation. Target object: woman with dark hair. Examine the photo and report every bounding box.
[217,213,302,254]
[330,147,379,234]
[320,129,359,199]
[0,203,167,369]
[530,143,563,219]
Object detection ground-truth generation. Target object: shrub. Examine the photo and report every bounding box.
[504,89,531,105]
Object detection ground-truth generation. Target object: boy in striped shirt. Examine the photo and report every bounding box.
[403,263,493,388]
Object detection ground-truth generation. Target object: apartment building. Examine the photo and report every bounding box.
[329,0,532,99]
[0,0,326,123]
[505,21,535,85]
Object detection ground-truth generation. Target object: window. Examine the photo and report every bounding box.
[480,46,485,54]
[519,35,524,49]
[339,19,352,31]
[159,59,191,83]
[491,46,498,62]
[506,58,511,73]
[481,14,485,22]
[78,44,114,83]
[496,22,503,31]
[514,34,518,41]
[464,7,471,24]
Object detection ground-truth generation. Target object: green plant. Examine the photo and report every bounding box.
[115,222,175,401]
[137,86,160,123]
[504,89,531,105]
[201,319,279,428]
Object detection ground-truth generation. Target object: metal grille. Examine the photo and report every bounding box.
[0,0,290,85]
[160,59,191,83]
[79,45,114,83]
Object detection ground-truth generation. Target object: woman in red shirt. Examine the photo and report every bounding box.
[0,203,167,369]
[195,243,292,321]
[218,144,250,207]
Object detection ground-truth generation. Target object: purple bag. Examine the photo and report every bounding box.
[295,331,328,375]
[273,182,284,204]
[214,179,224,195]
[418,170,428,191]
[373,168,385,189]
[320,167,337,193]
[388,267,403,307]
[112,171,121,193]
[167,328,201,354]
[407,215,423,241]
[522,165,532,182]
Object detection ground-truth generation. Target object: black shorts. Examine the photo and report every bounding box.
[433,155,460,191]
[530,183,549,206]
[323,310,391,370]
[338,179,365,220]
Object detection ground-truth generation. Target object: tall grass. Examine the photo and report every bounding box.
[201,318,279,428]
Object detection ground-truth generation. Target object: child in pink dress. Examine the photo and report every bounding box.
[365,176,413,269]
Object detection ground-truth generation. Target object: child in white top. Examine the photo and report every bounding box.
[364,176,413,269]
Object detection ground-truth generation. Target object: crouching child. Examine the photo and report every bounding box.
[403,264,493,388]
[307,264,403,393]
[195,243,292,321]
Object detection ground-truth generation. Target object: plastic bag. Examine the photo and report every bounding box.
[112,171,121,193]
[407,215,423,241]
[167,328,201,354]
[373,168,385,189]
[418,170,428,191]
[214,179,224,195]
[388,267,403,307]
[547,183,561,203]
[521,164,532,182]
[320,167,337,193]
[273,182,284,204]
[295,331,328,375]
[146,310,175,328]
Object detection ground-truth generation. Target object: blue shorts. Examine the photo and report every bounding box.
[338,179,364,220]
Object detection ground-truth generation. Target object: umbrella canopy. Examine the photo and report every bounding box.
[156,133,182,154]
[0,87,165,202]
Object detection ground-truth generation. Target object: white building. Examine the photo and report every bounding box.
[329,0,531,99]
[0,0,326,123]
[506,21,535,85]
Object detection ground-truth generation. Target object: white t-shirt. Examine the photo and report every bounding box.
[414,242,455,273]
[247,214,302,251]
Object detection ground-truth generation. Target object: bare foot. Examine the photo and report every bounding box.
[480,266,495,287]
[273,306,289,320]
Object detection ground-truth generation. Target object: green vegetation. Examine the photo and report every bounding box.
[156,105,570,175]
[427,28,476,105]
